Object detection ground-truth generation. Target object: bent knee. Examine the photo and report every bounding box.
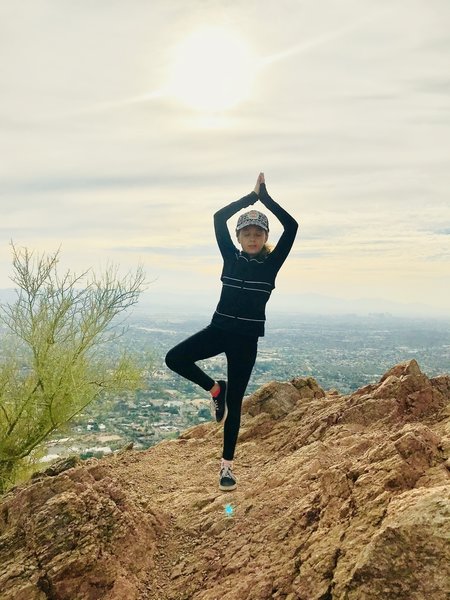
[165,348,180,371]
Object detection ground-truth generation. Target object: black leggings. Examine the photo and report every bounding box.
[165,325,258,461]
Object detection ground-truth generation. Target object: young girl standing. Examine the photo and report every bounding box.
[165,173,298,491]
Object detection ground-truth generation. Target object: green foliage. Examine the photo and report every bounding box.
[197,407,211,420]
[0,244,145,493]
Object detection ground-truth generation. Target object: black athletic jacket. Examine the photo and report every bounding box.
[211,183,298,337]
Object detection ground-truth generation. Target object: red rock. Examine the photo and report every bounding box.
[0,360,449,599]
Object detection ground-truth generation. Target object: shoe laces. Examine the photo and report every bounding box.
[221,465,235,481]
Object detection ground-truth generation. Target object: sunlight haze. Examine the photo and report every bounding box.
[1,0,449,317]
[167,26,256,111]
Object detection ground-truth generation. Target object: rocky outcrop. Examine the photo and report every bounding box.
[0,359,449,599]
[0,461,167,600]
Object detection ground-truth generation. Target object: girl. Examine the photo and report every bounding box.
[165,173,298,491]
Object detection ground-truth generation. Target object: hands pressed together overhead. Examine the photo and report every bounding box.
[253,172,265,196]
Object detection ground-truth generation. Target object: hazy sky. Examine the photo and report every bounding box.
[1,0,449,317]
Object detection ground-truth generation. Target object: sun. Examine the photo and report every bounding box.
[167,26,256,112]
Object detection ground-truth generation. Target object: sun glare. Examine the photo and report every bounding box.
[168,26,256,112]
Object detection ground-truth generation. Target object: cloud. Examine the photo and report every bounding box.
[0,175,182,195]
[114,244,217,257]
[412,78,450,96]
[0,0,449,313]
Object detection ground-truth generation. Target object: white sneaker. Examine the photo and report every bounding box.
[219,464,237,491]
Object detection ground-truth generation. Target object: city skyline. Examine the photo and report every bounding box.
[1,0,449,317]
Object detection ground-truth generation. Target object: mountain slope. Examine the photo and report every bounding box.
[1,359,449,600]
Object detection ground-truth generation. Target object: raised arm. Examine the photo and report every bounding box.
[258,177,298,268]
[214,191,258,258]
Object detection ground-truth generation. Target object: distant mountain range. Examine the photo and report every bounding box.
[1,288,446,319]
[131,289,448,319]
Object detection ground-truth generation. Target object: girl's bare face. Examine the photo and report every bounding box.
[237,226,268,255]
